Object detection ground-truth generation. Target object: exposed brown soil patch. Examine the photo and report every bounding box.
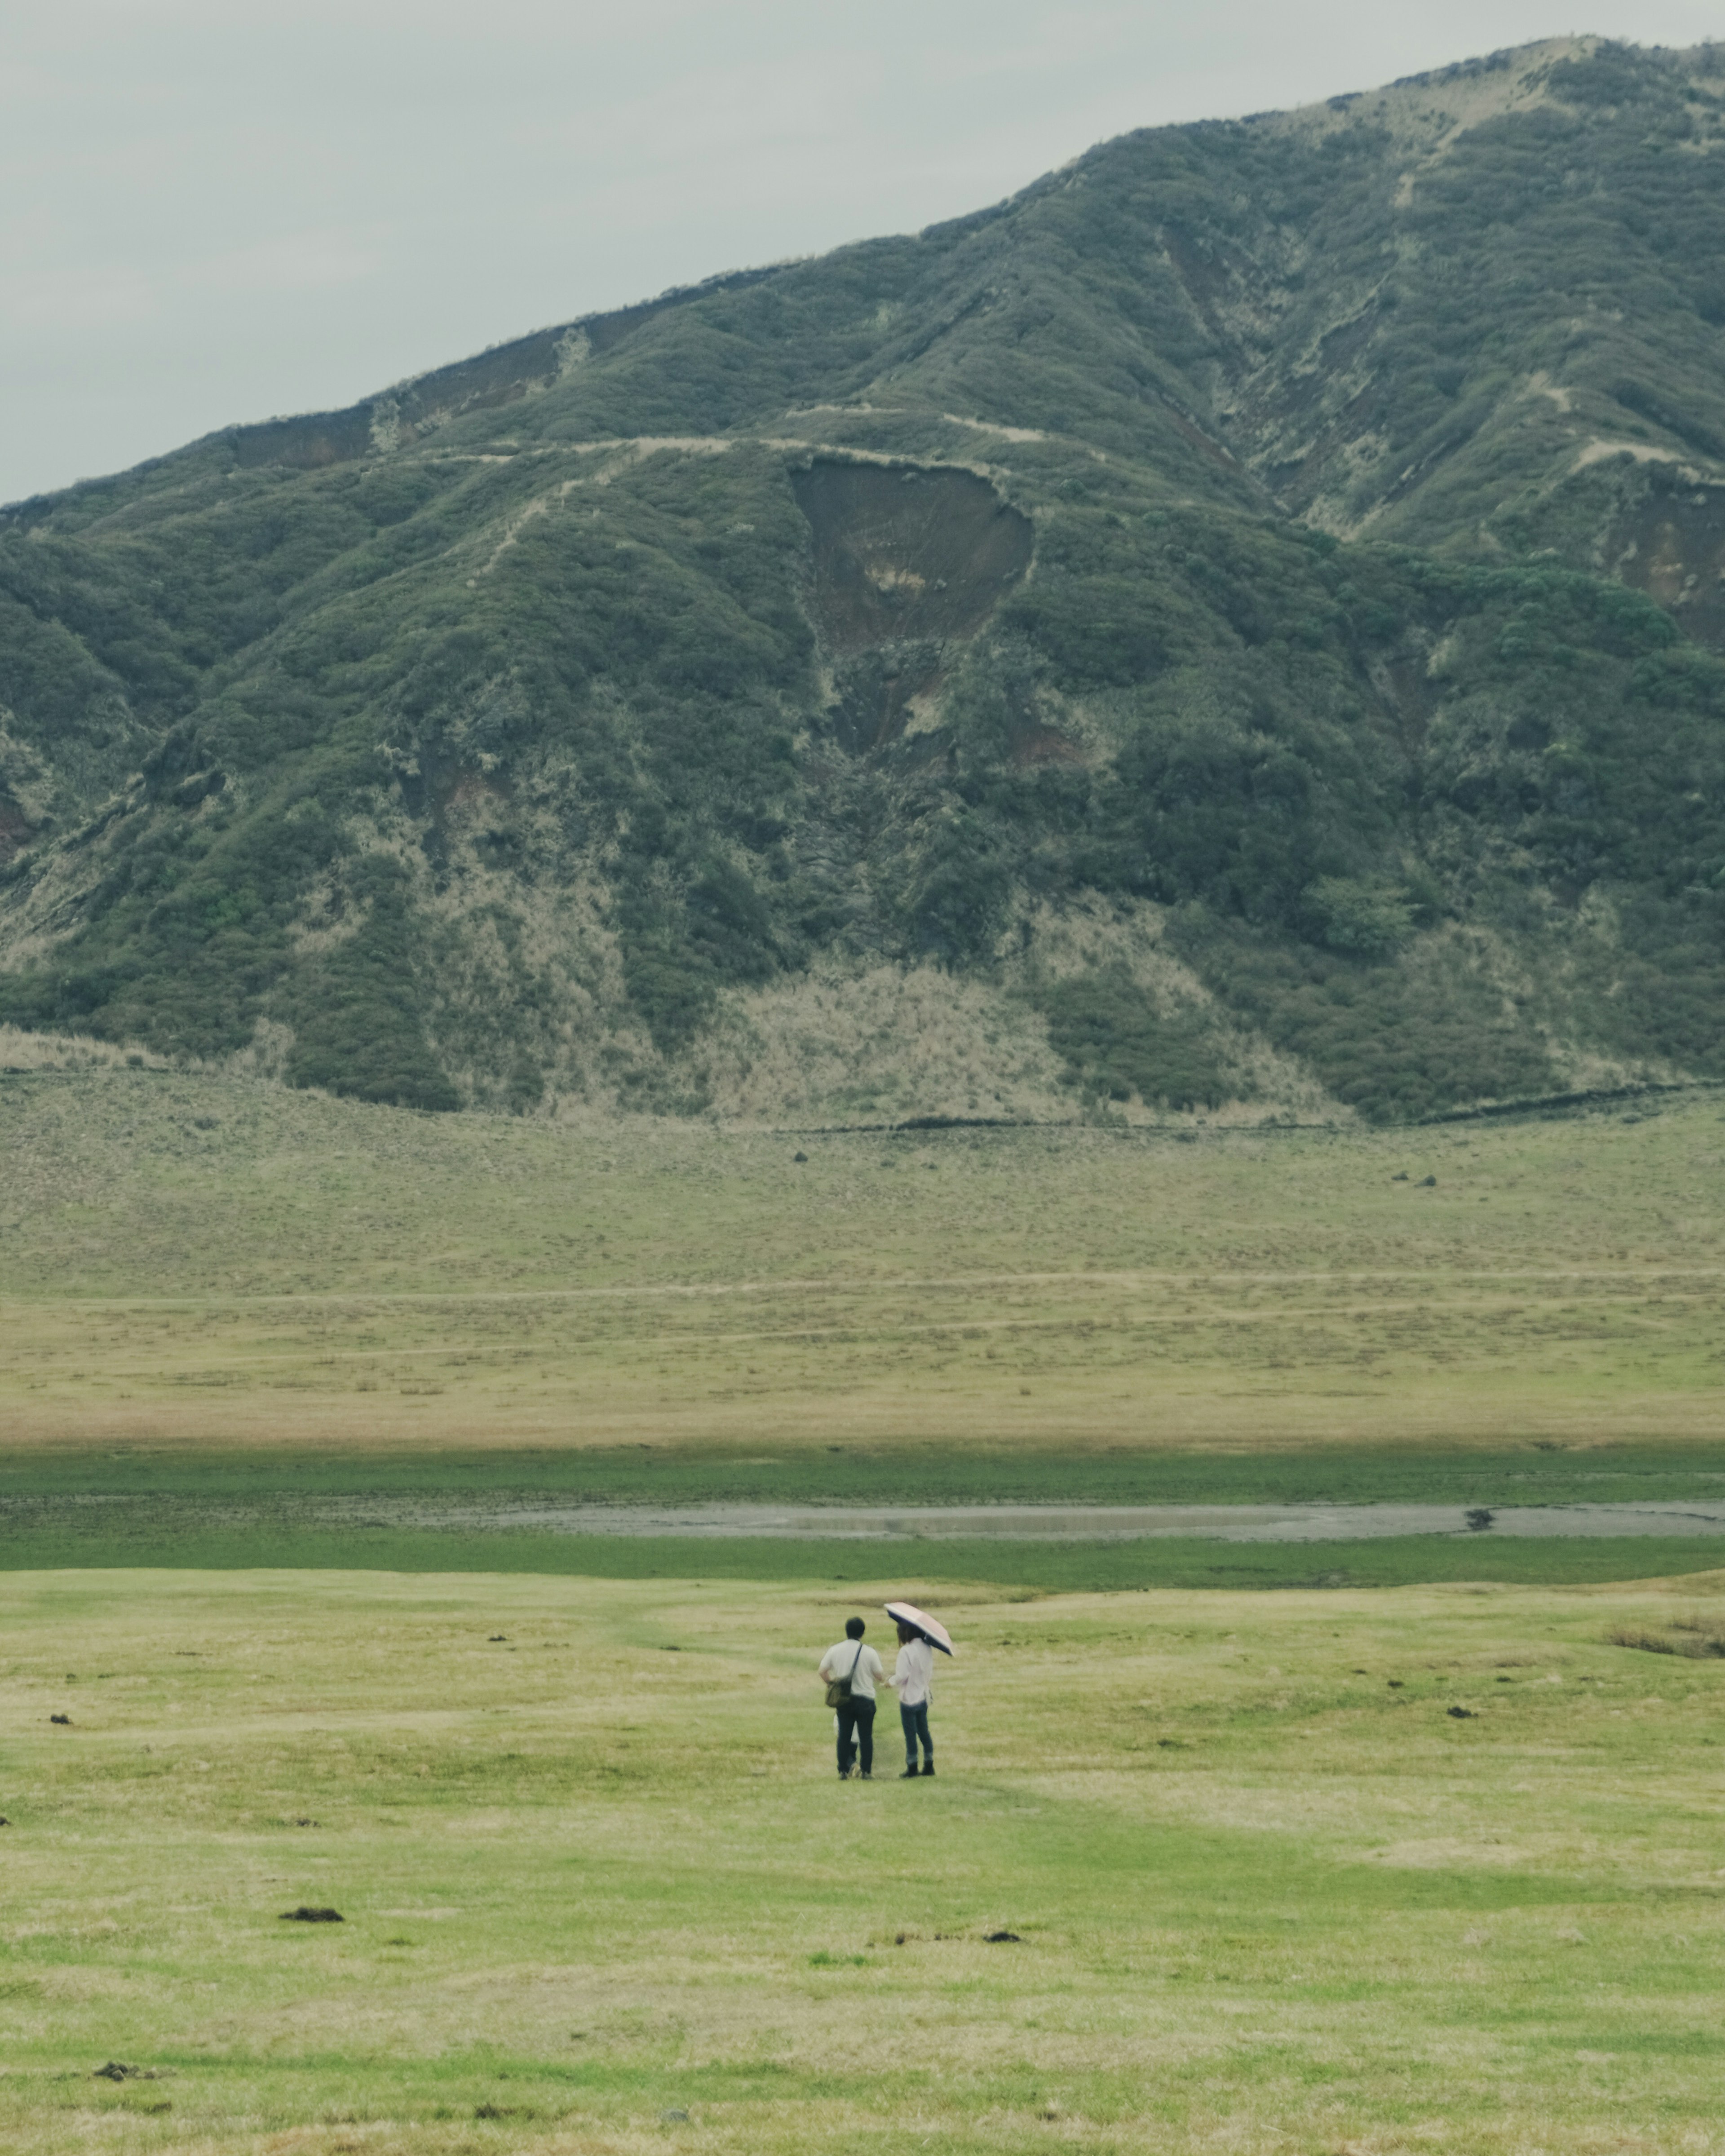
[1611,477,1725,650]
[793,461,1033,754]
[822,646,949,755]
[1011,724,1085,766]
[792,461,1033,654]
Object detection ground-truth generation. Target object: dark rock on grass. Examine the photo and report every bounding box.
[93,2063,166,2081]
[1387,1679,1404,1688]
[793,1151,808,1163]
[984,1930,1022,1942]
[1447,1705,1477,1719]
[1420,1174,1438,1187]
[49,1714,70,1725]
[489,1635,507,1642]
[1466,1507,1495,1532]
[280,1906,344,1922]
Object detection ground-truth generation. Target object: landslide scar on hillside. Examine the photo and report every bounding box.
[793,460,1032,649]
[792,461,1033,753]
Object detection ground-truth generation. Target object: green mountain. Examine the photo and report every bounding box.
[4,34,1725,1124]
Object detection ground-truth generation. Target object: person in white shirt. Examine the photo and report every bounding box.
[817,1617,885,1780]
[889,1621,936,1778]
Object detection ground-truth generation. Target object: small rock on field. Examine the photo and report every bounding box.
[488,1635,507,1642]
[984,1930,1022,1942]
[1447,1705,1476,1719]
[1391,1171,1408,1181]
[49,1714,71,1725]
[93,2063,142,2082]
[660,2108,690,2123]
[1419,1174,1437,1186]
[280,1906,344,1922]
[793,1150,808,1163]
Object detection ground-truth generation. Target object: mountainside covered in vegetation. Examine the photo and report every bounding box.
[4,34,1725,1123]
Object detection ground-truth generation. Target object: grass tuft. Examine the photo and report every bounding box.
[1608,1616,1725,1657]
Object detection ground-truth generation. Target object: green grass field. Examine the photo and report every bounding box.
[4,1566,1725,2155]
[4,1061,1725,2147]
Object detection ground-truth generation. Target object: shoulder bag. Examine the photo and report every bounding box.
[825,1639,867,1709]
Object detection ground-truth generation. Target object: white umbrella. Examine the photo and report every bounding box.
[885,1600,955,1656]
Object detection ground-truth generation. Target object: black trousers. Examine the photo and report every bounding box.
[836,1697,875,1776]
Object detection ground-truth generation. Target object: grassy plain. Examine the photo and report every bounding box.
[4,1566,1725,2155]
[3,1066,1723,1485]
[4,1063,1724,2148]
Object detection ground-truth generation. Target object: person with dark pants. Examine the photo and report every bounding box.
[818,1616,883,1780]
[890,1620,935,1777]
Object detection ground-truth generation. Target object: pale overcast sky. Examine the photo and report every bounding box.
[3,3,1719,503]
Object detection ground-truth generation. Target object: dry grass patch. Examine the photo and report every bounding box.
[0,1023,168,1073]
[1607,1613,1725,1657]
[1,1068,1721,1460]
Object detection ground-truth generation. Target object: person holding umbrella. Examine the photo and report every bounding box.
[885,1600,954,1780]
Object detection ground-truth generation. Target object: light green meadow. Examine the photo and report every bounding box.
[2,1065,1723,1467]
[3,1566,1723,2154]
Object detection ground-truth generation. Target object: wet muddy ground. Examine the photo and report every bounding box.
[202,1496,1725,1542]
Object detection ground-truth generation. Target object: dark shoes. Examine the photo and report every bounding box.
[920,1763,935,1777]
[899,1764,919,1779]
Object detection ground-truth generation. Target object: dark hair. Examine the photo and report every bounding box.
[845,1617,865,1639]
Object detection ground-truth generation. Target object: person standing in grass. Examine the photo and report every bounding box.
[890,1620,935,1778]
[818,1617,884,1780]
